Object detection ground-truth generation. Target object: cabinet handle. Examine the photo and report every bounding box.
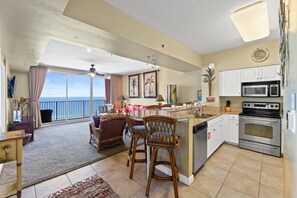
[208,132,211,140]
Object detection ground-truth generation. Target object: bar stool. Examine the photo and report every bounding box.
[126,115,147,179]
[143,115,180,198]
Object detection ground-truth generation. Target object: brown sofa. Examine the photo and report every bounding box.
[89,113,126,152]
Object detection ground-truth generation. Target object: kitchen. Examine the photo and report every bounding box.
[129,63,283,186]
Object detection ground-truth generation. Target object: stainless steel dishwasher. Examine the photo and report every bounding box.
[193,121,208,175]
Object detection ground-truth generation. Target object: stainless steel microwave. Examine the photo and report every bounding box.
[241,81,280,97]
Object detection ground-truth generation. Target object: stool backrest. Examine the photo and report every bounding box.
[144,116,177,148]
[125,114,143,134]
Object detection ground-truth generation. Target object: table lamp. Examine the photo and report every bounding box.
[156,95,164,106]
[119,95,126,108]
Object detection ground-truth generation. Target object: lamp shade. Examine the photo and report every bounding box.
[156,95,164,102]
[119,95,126,101]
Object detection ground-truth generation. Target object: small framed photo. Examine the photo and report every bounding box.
[128,74,140,98]
[143,71,157,98]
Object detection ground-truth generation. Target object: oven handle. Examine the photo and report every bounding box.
[239,116,280,123]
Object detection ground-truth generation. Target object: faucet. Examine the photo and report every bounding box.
[191,100,203,115]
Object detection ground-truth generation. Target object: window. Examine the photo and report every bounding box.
[40,72,105,121]
[93,77,105,114]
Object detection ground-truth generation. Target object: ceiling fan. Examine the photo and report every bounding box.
[87,64,105,77]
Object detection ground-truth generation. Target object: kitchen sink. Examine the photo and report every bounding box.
[194,113,216,119]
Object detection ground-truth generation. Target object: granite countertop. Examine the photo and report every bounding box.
[128,109,195,120]
[128,107,242,124]
[192,110,242,126]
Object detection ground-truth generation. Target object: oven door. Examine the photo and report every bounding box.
[242,85,269,97]
[239,116,281,146]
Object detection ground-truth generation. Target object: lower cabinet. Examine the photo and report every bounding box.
[207,114,239,158]
[207,116,224,158]
[227,115,239,144]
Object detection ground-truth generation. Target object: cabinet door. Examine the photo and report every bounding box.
[241,68,258,82]
[223,115,229,142]
[219,70,241,96]
[260,65,281,81]
[229,119,239,144]
[207,127,216,158]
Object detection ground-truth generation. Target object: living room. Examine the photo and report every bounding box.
[1,0,297,198]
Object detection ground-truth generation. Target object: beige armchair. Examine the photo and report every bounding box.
[89,113,126,152]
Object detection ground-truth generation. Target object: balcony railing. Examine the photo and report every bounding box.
[39,99,105,121]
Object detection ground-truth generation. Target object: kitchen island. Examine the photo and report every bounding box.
[128,107,241,185]
[129,108,197,185]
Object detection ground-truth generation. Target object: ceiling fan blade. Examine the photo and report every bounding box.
[95,72,105,77]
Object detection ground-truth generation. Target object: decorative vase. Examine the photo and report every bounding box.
[13,110,22,122]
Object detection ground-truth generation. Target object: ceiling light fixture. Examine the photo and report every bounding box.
[231,1,270,42]
[86,48,92,52]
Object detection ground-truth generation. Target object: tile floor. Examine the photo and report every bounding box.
[11,144,284,198]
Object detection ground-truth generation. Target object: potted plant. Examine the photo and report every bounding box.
[202,66,216,102]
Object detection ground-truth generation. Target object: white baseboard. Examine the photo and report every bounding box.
[155,165,194,186]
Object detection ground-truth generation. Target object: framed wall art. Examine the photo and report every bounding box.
[128,74,140,98]
[143,71,157,98]
[167,84,177,104]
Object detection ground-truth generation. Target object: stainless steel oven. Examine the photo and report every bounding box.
[241,81,280,97]
[239,102,281,157]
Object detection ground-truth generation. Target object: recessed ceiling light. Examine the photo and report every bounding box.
[130,59,134,63]
[86,48,92,52]
[231,1,270,42]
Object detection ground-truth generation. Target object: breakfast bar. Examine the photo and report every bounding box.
[129,108,196,185]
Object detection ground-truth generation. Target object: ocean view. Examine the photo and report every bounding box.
[39,96,105,120]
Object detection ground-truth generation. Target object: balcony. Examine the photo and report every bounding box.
[39,99,104,121]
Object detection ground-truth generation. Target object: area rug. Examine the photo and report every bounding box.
[0,121,138,187]
[48,175,120,198]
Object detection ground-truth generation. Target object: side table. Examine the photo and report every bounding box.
[8,116,35,144]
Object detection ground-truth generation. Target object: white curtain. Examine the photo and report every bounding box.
[29,66,48,128]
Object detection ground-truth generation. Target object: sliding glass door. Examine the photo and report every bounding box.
[40,72,105,122]
[68,75,91,119]
[40,73,67,121]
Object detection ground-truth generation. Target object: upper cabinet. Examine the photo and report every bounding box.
[219,70,241,96]
[241,65,281,82]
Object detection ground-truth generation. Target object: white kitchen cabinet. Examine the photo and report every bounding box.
[228,115,239,144]
[241,65,281,82]
[207,116,224,158]
[219,70,241,96]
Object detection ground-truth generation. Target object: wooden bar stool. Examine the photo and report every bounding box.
[143,115,180,198]
[125,115,147,179]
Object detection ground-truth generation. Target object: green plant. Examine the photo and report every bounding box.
[202,67,216,97]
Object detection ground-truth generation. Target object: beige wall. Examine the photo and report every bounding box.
[10,71,29,98]
[284,0,297,197]
[201,39,280,106]
[122,67,202,106]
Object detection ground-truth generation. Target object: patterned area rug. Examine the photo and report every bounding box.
[48,175,120,198]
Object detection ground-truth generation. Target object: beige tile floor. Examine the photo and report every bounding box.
[11,144,284,198]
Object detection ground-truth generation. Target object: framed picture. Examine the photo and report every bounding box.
[128,74,140,98]
[167,84,177,104]
[143,71,157,98]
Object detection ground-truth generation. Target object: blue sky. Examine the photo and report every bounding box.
[41,73,105,98]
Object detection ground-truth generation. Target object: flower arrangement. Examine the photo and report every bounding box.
[12,97,29,115]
